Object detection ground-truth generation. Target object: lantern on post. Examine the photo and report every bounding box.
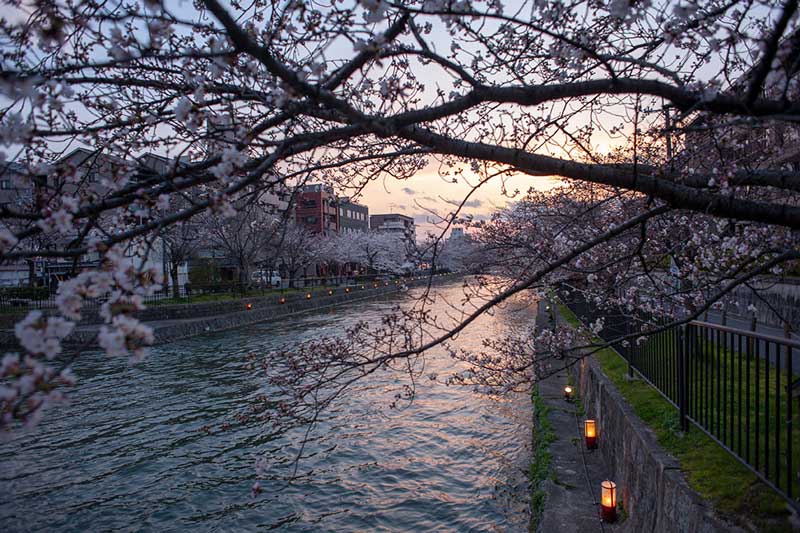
[563,385,573,401]
[345,287,351,293]
[584,419,597,449]
[600,480,617,522]
[279,297,286,304]
[306,292,312,299]
[246,303,253,310]
[328,289,333,295]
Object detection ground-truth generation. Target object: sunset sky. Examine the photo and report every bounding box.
[354,163,562,238]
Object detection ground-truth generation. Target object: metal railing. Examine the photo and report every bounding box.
[559,289,800,508]
[0,274,393,313]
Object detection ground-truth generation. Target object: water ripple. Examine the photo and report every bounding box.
[1,284,533,531]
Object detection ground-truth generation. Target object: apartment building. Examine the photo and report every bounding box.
[337,197,369,233]
[370,213,416,243]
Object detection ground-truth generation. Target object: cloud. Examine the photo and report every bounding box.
[421,195,438,202]
[401,187,416,195]
[442,197,484,209]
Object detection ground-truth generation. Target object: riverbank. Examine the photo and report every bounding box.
[1,280,531,532]
[531,300,616,531]
[0,274,460,349]
[536,298,798,531]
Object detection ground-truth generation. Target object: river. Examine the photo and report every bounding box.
[1,283,534,531]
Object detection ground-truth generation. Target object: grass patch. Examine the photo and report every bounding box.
[148,284,356,306]
[530,385,555,532]
[558,303,794,531]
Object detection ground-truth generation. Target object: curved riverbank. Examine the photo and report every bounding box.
[0,274,460,349]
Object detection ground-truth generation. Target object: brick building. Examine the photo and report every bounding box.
[295,183,340,236]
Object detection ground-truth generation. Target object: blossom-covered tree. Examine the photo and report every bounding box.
[330,230,409,274]
[277,222,321,287]
[2,0,800,431]
[160,220,200,297]
[203,199,277,284]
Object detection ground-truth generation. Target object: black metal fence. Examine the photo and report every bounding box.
[559,289,800,509]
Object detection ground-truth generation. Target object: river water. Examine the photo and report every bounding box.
[1,283,534,531]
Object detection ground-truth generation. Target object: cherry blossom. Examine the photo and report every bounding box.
[0,0,797,434]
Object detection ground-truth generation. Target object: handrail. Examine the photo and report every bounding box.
[690,320,800,349]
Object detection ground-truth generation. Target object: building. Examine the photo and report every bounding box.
[0,161,35,211]
[0,150,193,289]
[293,186,369,235]
[370,213,416,243]
[295,183,339,236]
[337,197,368,233]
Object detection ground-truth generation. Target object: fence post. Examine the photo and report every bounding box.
[678,324,688,432]
[786,321,796,499]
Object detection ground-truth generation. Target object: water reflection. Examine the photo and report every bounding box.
[1,283,534,531]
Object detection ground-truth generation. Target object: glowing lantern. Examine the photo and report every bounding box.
[373,283,378,288]
[584,420,597,449]
[600,480,617,522]
[345,287,351,293]
[246,303,253,310]
[279,297,286,304]
[328,289,333,295]
[306,292,312,299]
[563,385,573,400]
[361,285,365,289]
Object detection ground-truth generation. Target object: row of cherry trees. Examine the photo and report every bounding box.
[162,199,417,292]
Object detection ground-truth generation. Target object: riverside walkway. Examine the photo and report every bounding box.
[533,301,615,532]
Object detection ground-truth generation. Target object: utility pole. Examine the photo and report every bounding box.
[664,104,674,171]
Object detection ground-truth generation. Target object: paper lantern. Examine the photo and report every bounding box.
[601,480,617,522]
[584,419,597,449]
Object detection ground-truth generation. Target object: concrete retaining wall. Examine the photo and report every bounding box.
[568,353,739,532]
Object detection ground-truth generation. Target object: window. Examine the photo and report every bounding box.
[0,179,10,189]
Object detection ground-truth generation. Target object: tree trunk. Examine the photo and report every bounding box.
[27,260,35,287]
[170,261,180,298]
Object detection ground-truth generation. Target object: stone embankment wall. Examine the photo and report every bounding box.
[1,274,459,349]
[563,321,738,531]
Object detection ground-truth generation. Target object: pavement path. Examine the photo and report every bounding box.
[704,310,800,373]
[534,301,618,532]
[705,309,797,341]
